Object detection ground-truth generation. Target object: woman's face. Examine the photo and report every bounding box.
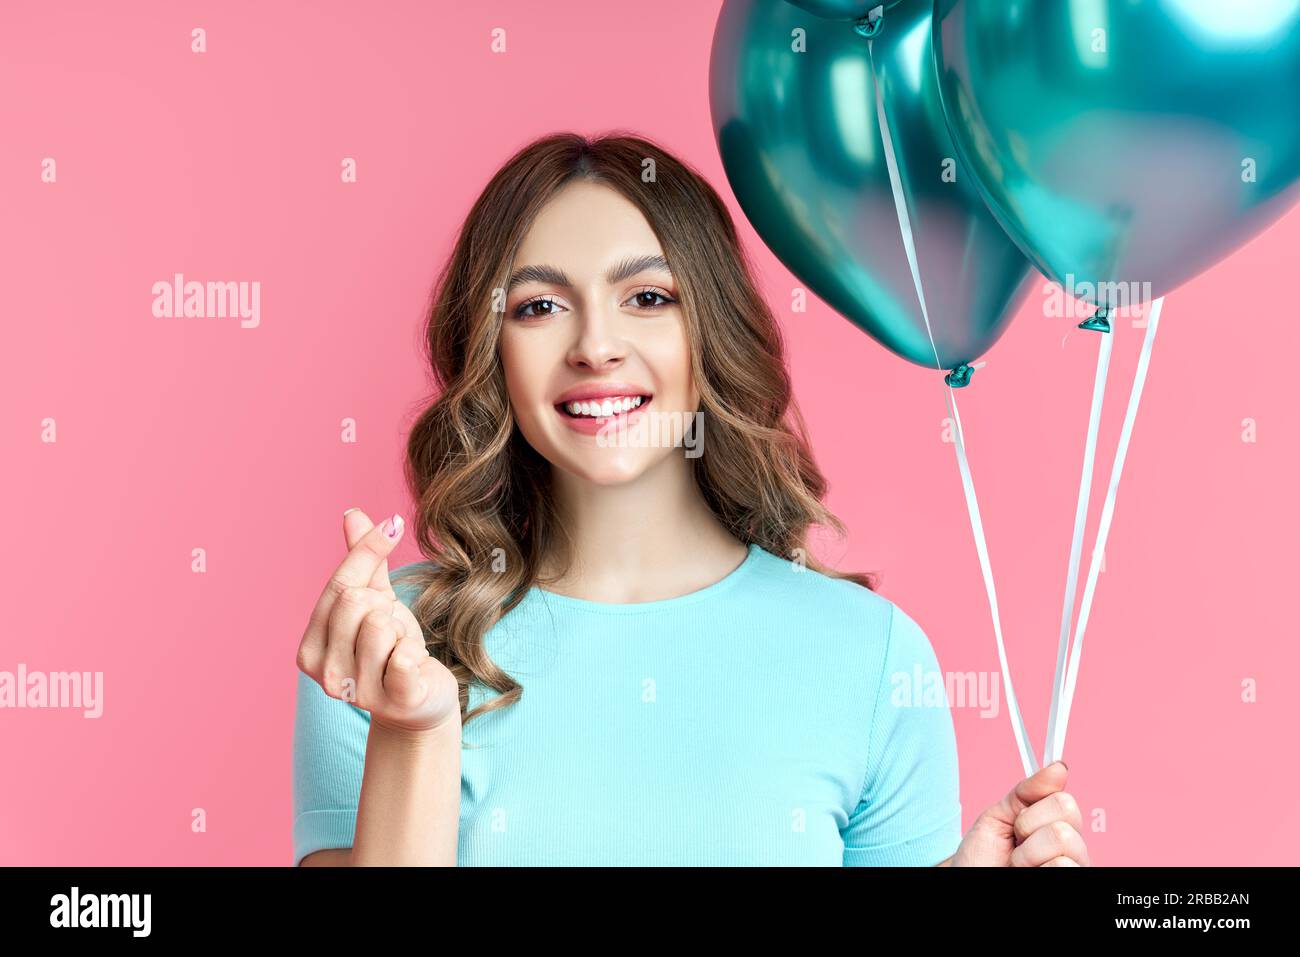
[498,180,698,486]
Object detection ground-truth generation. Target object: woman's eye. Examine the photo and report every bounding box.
[627,289,676,310]
[514,296,563,320]
[512,289,675,320]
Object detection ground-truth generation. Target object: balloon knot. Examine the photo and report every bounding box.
[1078,306,1111,333]
[945,363,974,388]
[853,6,885,39]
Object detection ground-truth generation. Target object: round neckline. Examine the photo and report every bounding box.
[528,542,762,614]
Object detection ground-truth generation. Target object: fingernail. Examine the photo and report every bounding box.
[1057,759,1069,771]
[381,513,404,539]
[343,507,359,517]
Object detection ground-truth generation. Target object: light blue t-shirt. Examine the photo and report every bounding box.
[292,542,963,866]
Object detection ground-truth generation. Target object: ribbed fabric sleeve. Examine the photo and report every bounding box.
[840,603,963,866]
[290,670,371,866]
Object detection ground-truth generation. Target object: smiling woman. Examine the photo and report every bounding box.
[401,132,871,605]
[291,131,1086,868]
[498,183,700,488]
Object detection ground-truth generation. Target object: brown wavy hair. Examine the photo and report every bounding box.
[393,130,877,732]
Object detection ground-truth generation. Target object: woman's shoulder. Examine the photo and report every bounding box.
[747,543,893,612]
[747,544,933,651]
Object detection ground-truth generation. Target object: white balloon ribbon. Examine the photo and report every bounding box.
[1044,329,1114,765]
[869,38,1038,779]
[1047,298,1164,765]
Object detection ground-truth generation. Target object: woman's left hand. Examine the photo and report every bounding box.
[946,760,1090,866]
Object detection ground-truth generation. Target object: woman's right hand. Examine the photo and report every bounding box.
[296,508,460,736]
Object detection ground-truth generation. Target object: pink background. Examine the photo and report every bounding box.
[3,0,1296,865]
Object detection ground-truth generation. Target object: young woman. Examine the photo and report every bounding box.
[292,132,1088,867]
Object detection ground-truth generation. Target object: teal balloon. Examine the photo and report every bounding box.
[784,0,910,20]
[933,0,1300,312]
[710,0,1035,370]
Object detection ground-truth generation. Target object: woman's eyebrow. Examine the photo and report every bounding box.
[506,254,672,293]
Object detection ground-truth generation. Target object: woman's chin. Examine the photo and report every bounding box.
[557,449,660,487]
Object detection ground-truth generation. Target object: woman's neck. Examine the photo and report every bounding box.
[539,456,748,603]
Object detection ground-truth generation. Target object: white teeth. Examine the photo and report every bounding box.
[563,395,644,418]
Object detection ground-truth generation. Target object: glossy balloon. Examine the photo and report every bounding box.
[784,0,910,21]
[934,0,1300,311]
[710,0,1035,370]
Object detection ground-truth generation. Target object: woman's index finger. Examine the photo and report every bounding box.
[341,508,399,597]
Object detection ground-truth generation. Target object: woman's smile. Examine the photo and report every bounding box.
[554,393,653,435]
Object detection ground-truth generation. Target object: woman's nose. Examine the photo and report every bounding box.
[567,306,626,370]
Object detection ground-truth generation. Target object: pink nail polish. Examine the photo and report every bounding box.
[382,514,404,538]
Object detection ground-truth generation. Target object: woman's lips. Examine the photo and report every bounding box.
[554,395,653,436]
